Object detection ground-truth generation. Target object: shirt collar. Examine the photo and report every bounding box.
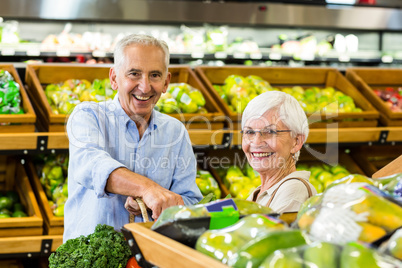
[113,92,158,132]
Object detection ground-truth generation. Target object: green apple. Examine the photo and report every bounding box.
[340,243,380,268]
[162,98,178,114]
[316,170,333,184]
[309,177,323,193]
[259,249,303,268]
[189,90,206,107]
[303,242,340,268]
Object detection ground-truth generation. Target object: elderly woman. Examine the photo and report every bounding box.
[243,90,317,213]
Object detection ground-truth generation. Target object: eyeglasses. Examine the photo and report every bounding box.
[240,128,292,141]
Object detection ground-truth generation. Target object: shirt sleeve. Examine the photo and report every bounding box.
[169,124,203,206]
[66,103,125,198]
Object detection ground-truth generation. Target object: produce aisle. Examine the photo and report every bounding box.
[0,62,402,267]
[0,1,402,267]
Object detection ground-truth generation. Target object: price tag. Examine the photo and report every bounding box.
[27,49,41,56]
[269,52,282,60]
[250,52,262,59]
[1,48,15,56]
[338,54,350,62]
[233,52,246,59]
[56,48,71,57]
[191,52,204,59]
[214,52,227,59]
[381,55,393,63]
[93,50,106,57]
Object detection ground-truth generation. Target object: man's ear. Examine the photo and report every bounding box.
[291,134,305,154]
[163,72,171,94]
[109,67,118,90]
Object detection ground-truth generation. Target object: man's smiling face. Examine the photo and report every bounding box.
[110,44,171,123]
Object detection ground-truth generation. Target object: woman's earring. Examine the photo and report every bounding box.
[291,153,296,161]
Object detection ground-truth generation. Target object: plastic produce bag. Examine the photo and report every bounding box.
[297,182,402,245]
[374,173,402,202]
[196,214,289,264]
[258,241,401,268]
[0,70,23,114]
[151,198,274,247]
[379,228,402,261]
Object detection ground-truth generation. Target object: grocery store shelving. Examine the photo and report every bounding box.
[0,235,62,261]
[1,127,402,155]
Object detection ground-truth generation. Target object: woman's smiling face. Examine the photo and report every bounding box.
[242,109,296,177]
[110,44,171,123]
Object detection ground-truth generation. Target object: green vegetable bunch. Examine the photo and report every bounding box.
[49,224,131,268]
[0,69,23,114]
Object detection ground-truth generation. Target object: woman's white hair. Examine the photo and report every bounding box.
[241,90,309,161]
[113,34,170,74]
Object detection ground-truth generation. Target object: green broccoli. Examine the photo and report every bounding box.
[49,224,131,268]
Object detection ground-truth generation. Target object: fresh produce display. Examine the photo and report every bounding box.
[296,163,353,193]
[37,154,69,217]
[380,228,402,261]
[155,83,207,114]
[0,190,27,218]
[374,172,402,201]
[297,182,402,245]
[151,198,273,230]
[195,214,288,264]
[44,78,116,114]
[227,229,306,267]
[213,74,362,115]
[0,69,24,114]
[222,164,260,199]
[258,241,399,268]
[196,170,221,199]
[373,87,402,112]
[48,224,131,268]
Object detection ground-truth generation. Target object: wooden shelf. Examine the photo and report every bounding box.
[0,235,62,257]
[0,127,401,153]
[229,127,402,147]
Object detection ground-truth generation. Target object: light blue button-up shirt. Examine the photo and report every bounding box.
[64,93,202,242]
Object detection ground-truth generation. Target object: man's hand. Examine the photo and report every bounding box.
[142,185,184,220]
[124,196,142,216]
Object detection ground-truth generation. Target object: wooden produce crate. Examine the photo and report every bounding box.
[123,211,297,268]
[0,259,24,268]
[195,66,379,129]
[372,154,402,179]
[203,149,250,198]
[25,63,111,132]
[24,160,63,235]
[25,63,225,132]
[350,145,402,177]
[346,68,402,126]
[0,64,36,133]
[197,166,230,199]
[0,156,43,237]
[166,66,225,130]
[124,222,228,268]
[298,146,367,175]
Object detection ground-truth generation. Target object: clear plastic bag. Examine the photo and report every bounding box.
[297,182,402,245]
[258,241,401,268]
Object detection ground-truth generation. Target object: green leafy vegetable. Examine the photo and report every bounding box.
[49,224,131,268]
